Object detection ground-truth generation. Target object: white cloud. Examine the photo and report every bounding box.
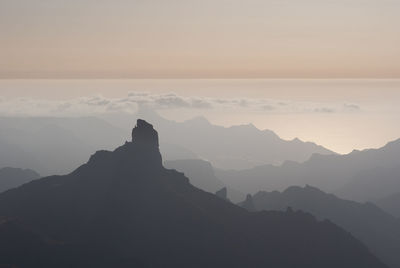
[314,107,335,113]
[343,103,361,110]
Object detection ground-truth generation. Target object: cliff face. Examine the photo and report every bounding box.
[0,120,388,268]
[132,119,160,148]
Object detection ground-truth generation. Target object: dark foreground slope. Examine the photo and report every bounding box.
[0,120,386,268]
[242,185,400,268]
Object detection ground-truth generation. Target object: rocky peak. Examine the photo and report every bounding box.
[132,119,159,147]
[87,119,162,170]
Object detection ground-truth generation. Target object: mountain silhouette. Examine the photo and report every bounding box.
[0,167,40,193]
[0,116,125,175]
[242,185,400,268]
[164,158,245,201]
[216,139,400,199]
[0,120,387,268]
[337,165,400,202]
[164,159,225,193]
[0,109,334,175]
[131,107,335,169]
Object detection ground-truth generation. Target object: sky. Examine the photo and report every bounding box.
[1,1,399,153]
[1,79,400,154]
[1,0,400,78]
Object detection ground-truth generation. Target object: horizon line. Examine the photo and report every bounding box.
[1,77,400,80]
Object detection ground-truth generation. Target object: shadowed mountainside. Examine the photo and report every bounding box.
[164,159,224,193]
[0,120,386,268]
[164,159,245,202]
[241,185,400,268]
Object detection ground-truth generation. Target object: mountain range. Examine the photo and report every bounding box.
[216,138,400,202]
[376,192,400,218]
[0,119,386,268]
[133,107,334,169]
[0,116,126,175]
[164,159,245,202]
[164,159,225,193]
[0,109,333,175]
[239,185,400,268]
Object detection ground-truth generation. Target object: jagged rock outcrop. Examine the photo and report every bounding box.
[0,120,388,268]
[132,119,159,147]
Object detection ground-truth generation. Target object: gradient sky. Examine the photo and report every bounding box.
[1,0,400,78]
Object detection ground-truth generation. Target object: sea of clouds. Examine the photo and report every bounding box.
[0,91,360,117]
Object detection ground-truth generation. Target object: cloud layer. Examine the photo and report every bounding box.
[0,91,360,117]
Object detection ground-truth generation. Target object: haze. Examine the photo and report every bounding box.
[1,79,400,154]
[1,0,400,78]
[2,2,400,268]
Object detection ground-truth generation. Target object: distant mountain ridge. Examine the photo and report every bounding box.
[0,116,196,175]
[376,192,400,218]
[0,116,126,175]
[164,159,225,192]
[164,159,245,202]
[0,119,386,268]
[337,165,400,202]
[0,110,335,175]
[216,138,400,199]
[132,107,335,170]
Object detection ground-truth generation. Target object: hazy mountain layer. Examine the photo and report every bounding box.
[164,159,245,202]
[216,138,400,199]
[132,108,334,170]
[0,120,386,268]
[376,192,400,218]
[164,159,224,192]
[0,110,335,175]
[0,167,40,193]
[0,116,125,175]
[337,165,400,202]
[0,116,197,175]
